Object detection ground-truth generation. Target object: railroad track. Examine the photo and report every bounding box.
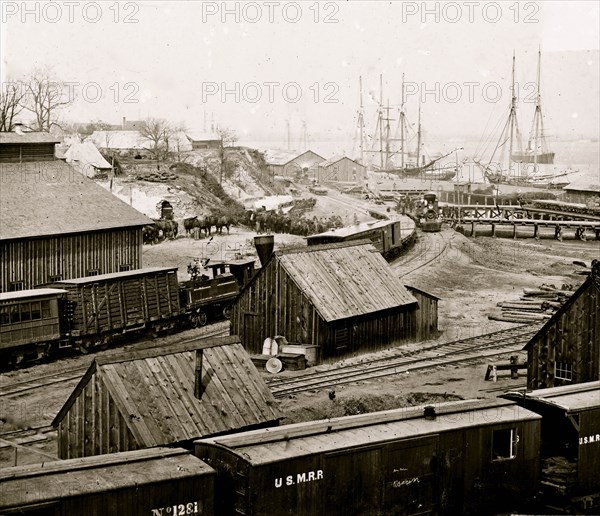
[267,324,539,398]
[391,230,450,277]
[0,321,230,398]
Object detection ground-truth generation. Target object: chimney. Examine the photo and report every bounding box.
[14,123,25,135]
[254,235,274,267]
[194,349,204,399]
[122,116,126,130]
[424,405,436,420]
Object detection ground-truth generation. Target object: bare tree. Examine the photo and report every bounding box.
[216,126,238,147]
[22,68,74,132]
[216,126,238,184]
[0,82,26,132]
[138,117,173,170]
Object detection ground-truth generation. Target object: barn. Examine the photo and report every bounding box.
[51,336,282,459]
[0,131,152,292]
[523,261,600,390]
[195,398,541,515]
[317,156,366,184]
[265,150,324,181]
[230,241,438,363]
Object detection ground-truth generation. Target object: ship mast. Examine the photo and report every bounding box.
[416,98,422,168]
[358,76,365,165]
[400,73,405,170]
[508,51,517,179]
[530,46,542,165]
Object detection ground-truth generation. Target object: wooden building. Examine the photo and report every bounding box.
[265,150,324,181]
[0,130,60,162]
[230,241,438,363]
[186,131,222,150]
[0,132,152,292]
[563,178,600,205]
[52,336,282,459]
[196,398,541,515]
[318,156,366,184]
[523,262,600,390]
[505,381,600,507]
[406,285,440,341]
[0,447,215,516]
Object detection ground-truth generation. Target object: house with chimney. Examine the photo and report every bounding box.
[52,336,282,459]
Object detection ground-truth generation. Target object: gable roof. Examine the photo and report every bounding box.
[52,336,281,445]
[187,131,221,142]
[319,155,364,168]
[64,141,112,173]
[0,131,61,144]
[0,161,152,240]
[503,381,600,413]
[523,263,600,350]
[264,149,324,167]
[273,241,417,322]
[89,130,150,150]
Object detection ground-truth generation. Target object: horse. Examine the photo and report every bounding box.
[183,216,198,237]
[215,215,232,235]
[143,225,160,244]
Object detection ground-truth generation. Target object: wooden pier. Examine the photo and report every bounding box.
[457,217,600,240]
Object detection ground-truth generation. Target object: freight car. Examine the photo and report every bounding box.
[0,447,215,516]
[195,398,542,516]
[306,217,416,260]
[0,261,255,367]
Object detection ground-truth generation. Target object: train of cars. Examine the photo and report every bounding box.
[2,382,599,515]
[0,260,255,367]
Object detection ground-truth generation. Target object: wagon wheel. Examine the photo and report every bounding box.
[191,310,208,328]
[222,305,232,320]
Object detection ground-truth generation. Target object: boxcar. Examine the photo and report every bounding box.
[306,219,410,259]
[0,288,67,365]
[505,381,600,511]
[47,267,181,350]
[195,398,541,516]
[0,447,215,516]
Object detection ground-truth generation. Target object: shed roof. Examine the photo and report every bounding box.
[187,131,221,142]
[563,176,600,193]
[306,219,396,240]
[504,381,600,413]
[89,130,150,150]
[0,131,61,144]
[523,263,599,350]
[274,241,417,322]
[196,398,541,466]
[52,336,281,445]
[0,161,152,240]
[0,288,67,302]
[0,448,213,509]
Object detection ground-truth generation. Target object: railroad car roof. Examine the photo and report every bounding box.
[0,161,152,240]
[0,447,213,508]
[52,336,282,443]
[505,381,600,412]
[196,398,541,465]
[275,241,418,321]
[48,266,178,284]
[306,219,398,240]
[0,288,67,301]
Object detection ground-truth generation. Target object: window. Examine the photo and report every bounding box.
[9,281,24,292]
[492,428,518,460]
[87,270,99,277]
[41,300,51,319]
[0,306,9,326]
[10,305,20,323]
[30,301,41,320]
[20,302,31,322]
[119,264,131,272]
[555,362,573,381]
[49,274,63,282]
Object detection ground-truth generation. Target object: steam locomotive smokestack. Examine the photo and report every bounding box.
[254,235,274,267]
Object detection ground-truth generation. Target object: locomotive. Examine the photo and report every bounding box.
[0,260,255,367]
[416,192,443,232]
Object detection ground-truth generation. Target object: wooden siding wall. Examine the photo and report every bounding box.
[408,290,439,341]
[231,259,423,363]
[59,373,139,459]
[0,143,56,162]
[320,159,366,183]
[0,227,143,292]
[579,409,600,493]
[527,284,600,389]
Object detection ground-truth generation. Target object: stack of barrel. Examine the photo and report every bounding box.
[489,284,575,324]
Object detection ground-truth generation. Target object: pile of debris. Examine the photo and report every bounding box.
[136,171,178,182]
[488,283,575,324]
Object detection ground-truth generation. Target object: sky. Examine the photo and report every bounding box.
[2,0,599,154]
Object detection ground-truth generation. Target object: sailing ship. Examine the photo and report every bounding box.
[476,51,572,187]
[511,48,555,164]
[356,75,458,179]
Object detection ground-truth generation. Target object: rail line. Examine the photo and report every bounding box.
[267,324,539,398]
[0,321,230,398]
[391,230,450,277]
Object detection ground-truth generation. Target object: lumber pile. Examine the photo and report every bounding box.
[540,456,578,498]
[488,283,576,324]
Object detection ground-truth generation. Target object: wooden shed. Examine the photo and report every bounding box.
[266,150,324,181]
[230,241,438,363]
[0,130,60,162]
[52,336,282,459]
[195,398,541,516]
[0,447,215,516]
[405,285,440,340]
[0,144,152,292]
[505,381,600,506]
[523,262,600,390]
[318,156,367,184]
